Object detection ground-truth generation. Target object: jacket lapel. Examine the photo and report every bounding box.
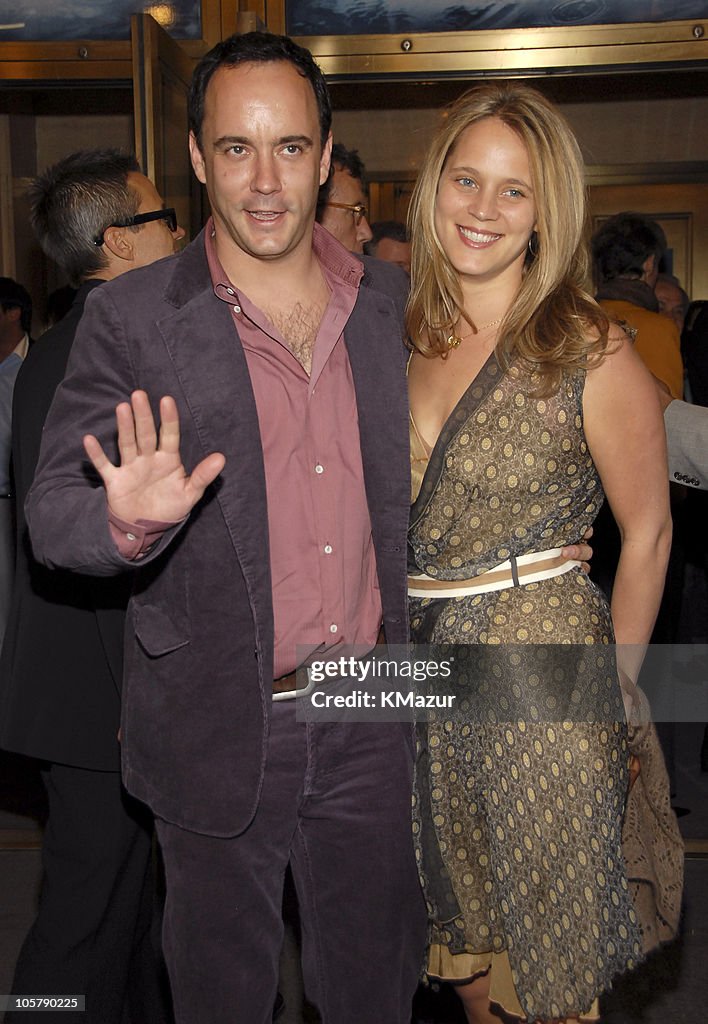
[152,237,410,646]
[155,233,273,640]
[343,274,410,629]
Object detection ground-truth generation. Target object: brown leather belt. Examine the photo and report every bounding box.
[272,627,386,697]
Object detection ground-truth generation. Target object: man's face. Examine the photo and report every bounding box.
[374,237,411,275]
[0,305,22,347]
[127,172,185,268]
[189,61,331,269]
[655,279,686,333]
[320,166,373,254]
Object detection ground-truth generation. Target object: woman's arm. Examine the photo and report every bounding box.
[583,328,672,687]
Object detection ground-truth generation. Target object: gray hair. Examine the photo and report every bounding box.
[28,149,141,286]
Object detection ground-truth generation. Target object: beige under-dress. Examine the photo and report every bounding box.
[408,355,643,1021]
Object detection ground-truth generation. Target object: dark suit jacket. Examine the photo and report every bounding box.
[26,230,412,836]
[0,280,130,770]
[664,399,708,489]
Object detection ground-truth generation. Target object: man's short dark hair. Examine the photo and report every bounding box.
[28,149,141,287]
[0,277,32,334]
[45,285,78,328]
[591,212,667,285]
[316,143,366,219]
[330,143,365,184]
[364,220,408,257]
[189,31,332,150]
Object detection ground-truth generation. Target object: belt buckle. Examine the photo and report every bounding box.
[272,666,316,703]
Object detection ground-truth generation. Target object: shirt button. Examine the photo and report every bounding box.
[329,624,338,634]
[315,464,324,474]
[324,544,333,554]
[233,305,241,313]
[126,532,136,542]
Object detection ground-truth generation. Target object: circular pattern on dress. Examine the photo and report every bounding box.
[409,359,640,1020]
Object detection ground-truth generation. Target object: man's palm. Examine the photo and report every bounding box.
[83,390,225,524]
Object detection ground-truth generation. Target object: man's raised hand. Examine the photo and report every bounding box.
[83,390,225,524]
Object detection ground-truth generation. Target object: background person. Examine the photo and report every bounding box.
[0,148,182,1024]
[316,142,373,252]
[364,220,411,274]
[42,285,78,330]
[592,212,683,400]
[655,272,690,336]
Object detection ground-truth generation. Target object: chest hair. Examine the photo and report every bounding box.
[265,300,326,376]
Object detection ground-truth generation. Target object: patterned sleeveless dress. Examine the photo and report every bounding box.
[408,353,642,1021]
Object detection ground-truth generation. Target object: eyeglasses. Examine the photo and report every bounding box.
[325,202,368,227]
[93,208,178,246]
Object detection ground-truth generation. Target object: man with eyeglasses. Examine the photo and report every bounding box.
[92,205,181,249]
[317,142,374,253]
[0,148,182,1024]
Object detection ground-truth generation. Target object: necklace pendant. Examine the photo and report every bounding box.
[446,334,461,349]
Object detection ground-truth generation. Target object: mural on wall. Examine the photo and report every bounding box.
[0,1,201,40]
[287,0,708,35]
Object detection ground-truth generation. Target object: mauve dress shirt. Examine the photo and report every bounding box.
[111,222,382,680]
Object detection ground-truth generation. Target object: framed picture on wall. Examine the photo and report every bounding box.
[0,0,202,41]
[0,0,231,74]
[280,6,708,81]
[287,1,708,37]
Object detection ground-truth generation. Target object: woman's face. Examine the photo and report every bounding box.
[434,116,537,290]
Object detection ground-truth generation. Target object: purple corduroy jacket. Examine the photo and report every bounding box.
[26,228,413,837]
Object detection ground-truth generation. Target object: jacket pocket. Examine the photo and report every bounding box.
[133,602,190,657]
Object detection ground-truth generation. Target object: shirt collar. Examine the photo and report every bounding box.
[312,222,364,289]
[12,333,29,360]
[204,216,364,302]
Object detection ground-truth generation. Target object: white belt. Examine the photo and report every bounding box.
[408,547,580,599]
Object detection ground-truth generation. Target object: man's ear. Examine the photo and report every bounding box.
[102,226,135,264]
[4,306,21,325]
[641,253,657,283]
[189,132,207,185]
[319,132,333,187]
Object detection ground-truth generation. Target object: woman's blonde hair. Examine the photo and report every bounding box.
[406,82,609,389]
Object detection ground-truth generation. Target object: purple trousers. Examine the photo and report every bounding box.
[155,702,427,1024]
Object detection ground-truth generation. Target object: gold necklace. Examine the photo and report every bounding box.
[446,317,503,349]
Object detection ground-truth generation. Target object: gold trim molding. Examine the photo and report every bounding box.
[298,18,708,80]
[1,16,707,82]
[0,0,220,81]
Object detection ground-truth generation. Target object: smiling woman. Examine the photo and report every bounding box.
[432,119,537,299]
[406,82,676,1024]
